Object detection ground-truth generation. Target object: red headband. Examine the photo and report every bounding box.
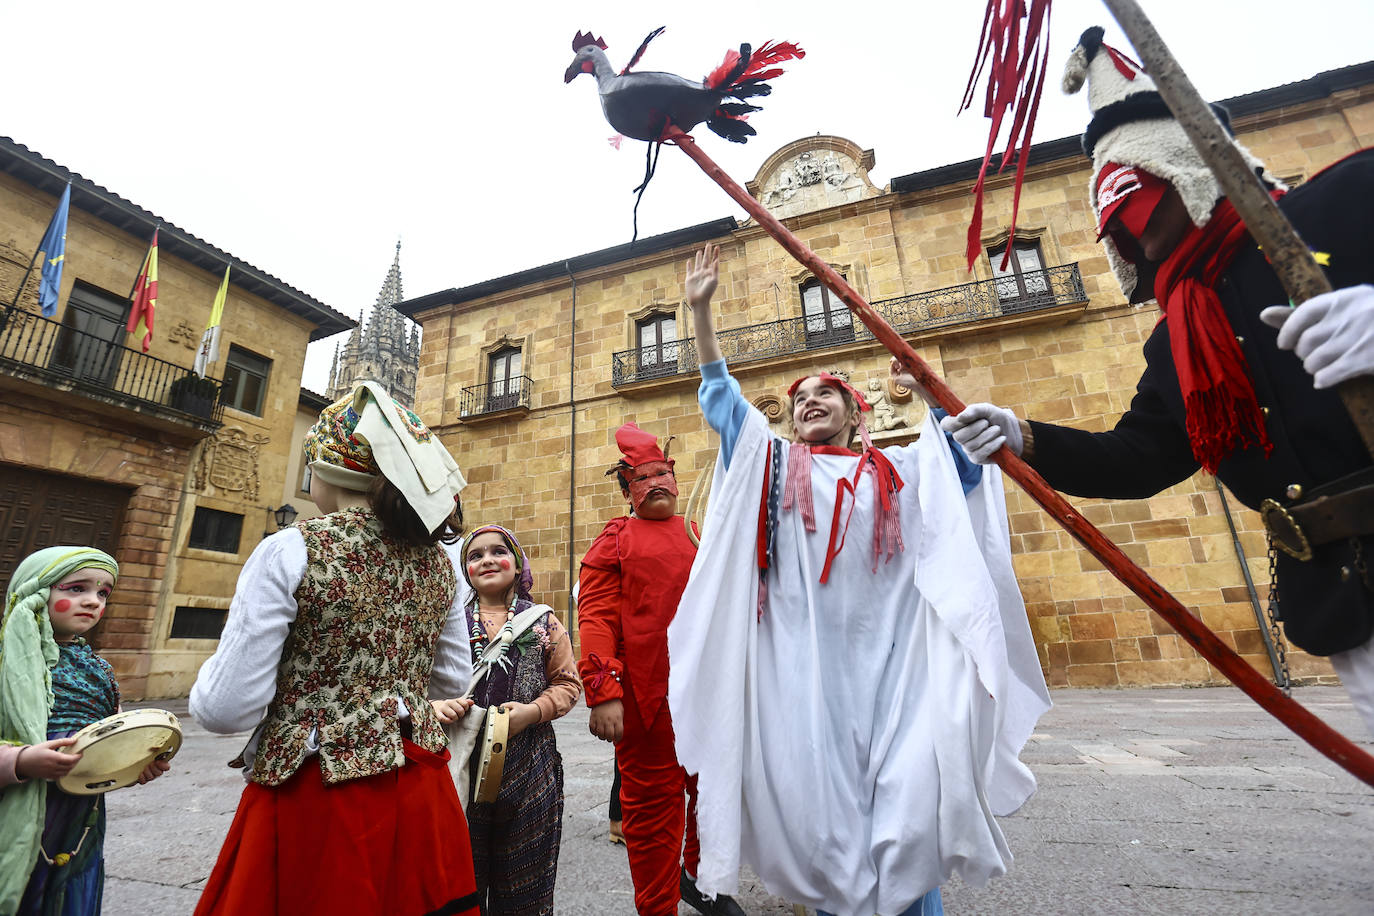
[786,373,871,412]
[1096,162,1170,242]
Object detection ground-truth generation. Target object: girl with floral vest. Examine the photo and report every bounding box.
[431,524,581,916]
[190,382,478,916]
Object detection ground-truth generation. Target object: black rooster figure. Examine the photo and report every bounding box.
[564,27,804,241]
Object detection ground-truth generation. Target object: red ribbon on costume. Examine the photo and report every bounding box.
[818,444,905,584]
[583,653,621,692]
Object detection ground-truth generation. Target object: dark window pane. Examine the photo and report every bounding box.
[188,506,243,553]
[222,346,271,415]
[169,606,228,639]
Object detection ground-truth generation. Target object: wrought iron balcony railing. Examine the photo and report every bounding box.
[0,302,225,427]
[611,263,1086,387]
[460,375,533,417]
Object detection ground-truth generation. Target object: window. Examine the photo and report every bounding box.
[635,312,679,377]
[169,606,228,639]
[801,277,853,347]
[50,282,125,385]
[188,506,243,553]
[221,345,271,415]
[988,240,1049,309]
[487,346,523,412]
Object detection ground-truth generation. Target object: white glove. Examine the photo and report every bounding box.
[939,403,1023,464]
[1259,284,1374,389]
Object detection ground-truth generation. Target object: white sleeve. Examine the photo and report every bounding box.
[428,571,474,700]
[189,528,306,734]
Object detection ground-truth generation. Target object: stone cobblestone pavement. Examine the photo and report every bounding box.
[102,687,1373,915]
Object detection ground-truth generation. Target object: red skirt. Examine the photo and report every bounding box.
[194,740,479,916]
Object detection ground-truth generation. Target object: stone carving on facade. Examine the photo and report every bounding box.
[195,426,269,501]
[167,319,199,348]
[752,394,789,437]
[865,376,910,433]
[752,137,881,220]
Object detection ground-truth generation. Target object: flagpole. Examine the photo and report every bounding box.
[9,180,72,309]
[662,124,1374,788]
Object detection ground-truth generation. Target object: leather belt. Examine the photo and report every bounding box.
[1261,470,1374,561]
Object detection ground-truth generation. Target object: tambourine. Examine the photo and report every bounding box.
[472,705,509,805]
[57,708,182,795]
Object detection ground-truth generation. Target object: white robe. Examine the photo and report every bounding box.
[668,407,1050,916]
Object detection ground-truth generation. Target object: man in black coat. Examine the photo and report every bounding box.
[932,27,1374,734]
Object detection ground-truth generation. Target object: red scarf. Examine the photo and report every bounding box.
[1153,197,1278,473]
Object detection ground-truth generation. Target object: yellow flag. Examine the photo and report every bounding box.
[194,266,230,377]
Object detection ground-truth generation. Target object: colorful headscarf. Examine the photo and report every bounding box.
[303,381,467,532]
[0,546,119,913]
[458,525,534,603]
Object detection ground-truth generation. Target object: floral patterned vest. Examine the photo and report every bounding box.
[250,506,456,786]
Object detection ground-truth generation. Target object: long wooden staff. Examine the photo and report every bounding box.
[662,124,1374,787]
[1102,0,1374,455]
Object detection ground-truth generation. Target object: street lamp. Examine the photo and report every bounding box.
[273,504,299,529]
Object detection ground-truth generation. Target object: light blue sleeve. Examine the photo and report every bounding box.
[931,407,984,496]
[698,359,753,470]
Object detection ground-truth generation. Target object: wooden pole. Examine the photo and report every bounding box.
[664,126,1374,787]
[1101,0,1374,457]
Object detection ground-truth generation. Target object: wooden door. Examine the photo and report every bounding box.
[0,464,131,590]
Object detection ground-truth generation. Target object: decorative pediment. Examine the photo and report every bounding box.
[747,136,881,219]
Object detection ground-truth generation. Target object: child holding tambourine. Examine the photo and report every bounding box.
[432,524,581,916]
[0,546,169,916]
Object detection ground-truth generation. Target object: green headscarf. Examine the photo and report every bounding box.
[0,545,118,913]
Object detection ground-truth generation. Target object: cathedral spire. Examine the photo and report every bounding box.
[326,240,419,407]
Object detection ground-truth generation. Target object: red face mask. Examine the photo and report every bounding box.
[628,460,678,512]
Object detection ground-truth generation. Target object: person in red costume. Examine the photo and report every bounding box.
[577,424,744,916]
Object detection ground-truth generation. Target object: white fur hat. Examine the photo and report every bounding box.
[1063,26,1280,301]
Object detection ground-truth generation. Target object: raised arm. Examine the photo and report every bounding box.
[687,244,722,365]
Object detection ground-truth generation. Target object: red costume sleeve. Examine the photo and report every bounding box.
[577,520,626,707]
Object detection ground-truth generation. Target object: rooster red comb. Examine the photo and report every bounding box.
[572,31,608,52]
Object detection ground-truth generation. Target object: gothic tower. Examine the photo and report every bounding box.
[327,240,421,406]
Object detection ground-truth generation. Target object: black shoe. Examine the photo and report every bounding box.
[680,869,748,916]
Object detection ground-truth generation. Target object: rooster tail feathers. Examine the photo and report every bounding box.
[727,78,774,101]
[716,102,762,117]
[706,39,804,92]
[707,110,757,144]
[743,40,806,80]
[621,26,665,75]
[706,44,753,89]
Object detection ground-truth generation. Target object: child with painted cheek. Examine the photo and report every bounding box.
[433,525,581,915]
[0,546,167,916]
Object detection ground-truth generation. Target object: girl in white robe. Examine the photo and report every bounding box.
[668,245,1050,916]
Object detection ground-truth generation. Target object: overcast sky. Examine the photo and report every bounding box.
[6,0,1371,391]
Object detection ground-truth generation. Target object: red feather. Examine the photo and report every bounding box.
[705,40,805,90]
[740,40,806,81]
[705,49,743,89]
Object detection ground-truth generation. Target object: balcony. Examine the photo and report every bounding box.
[459,375,532,419]
[611,263,1087,387]
[0,302,225,431]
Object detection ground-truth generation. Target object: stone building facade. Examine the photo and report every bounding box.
[0,137,351,698]
[400,62,1373,690]
[327,241,421,406]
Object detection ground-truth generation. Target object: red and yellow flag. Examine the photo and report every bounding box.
[127,229,159,353]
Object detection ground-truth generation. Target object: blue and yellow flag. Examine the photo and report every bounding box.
[37,183,71,317]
